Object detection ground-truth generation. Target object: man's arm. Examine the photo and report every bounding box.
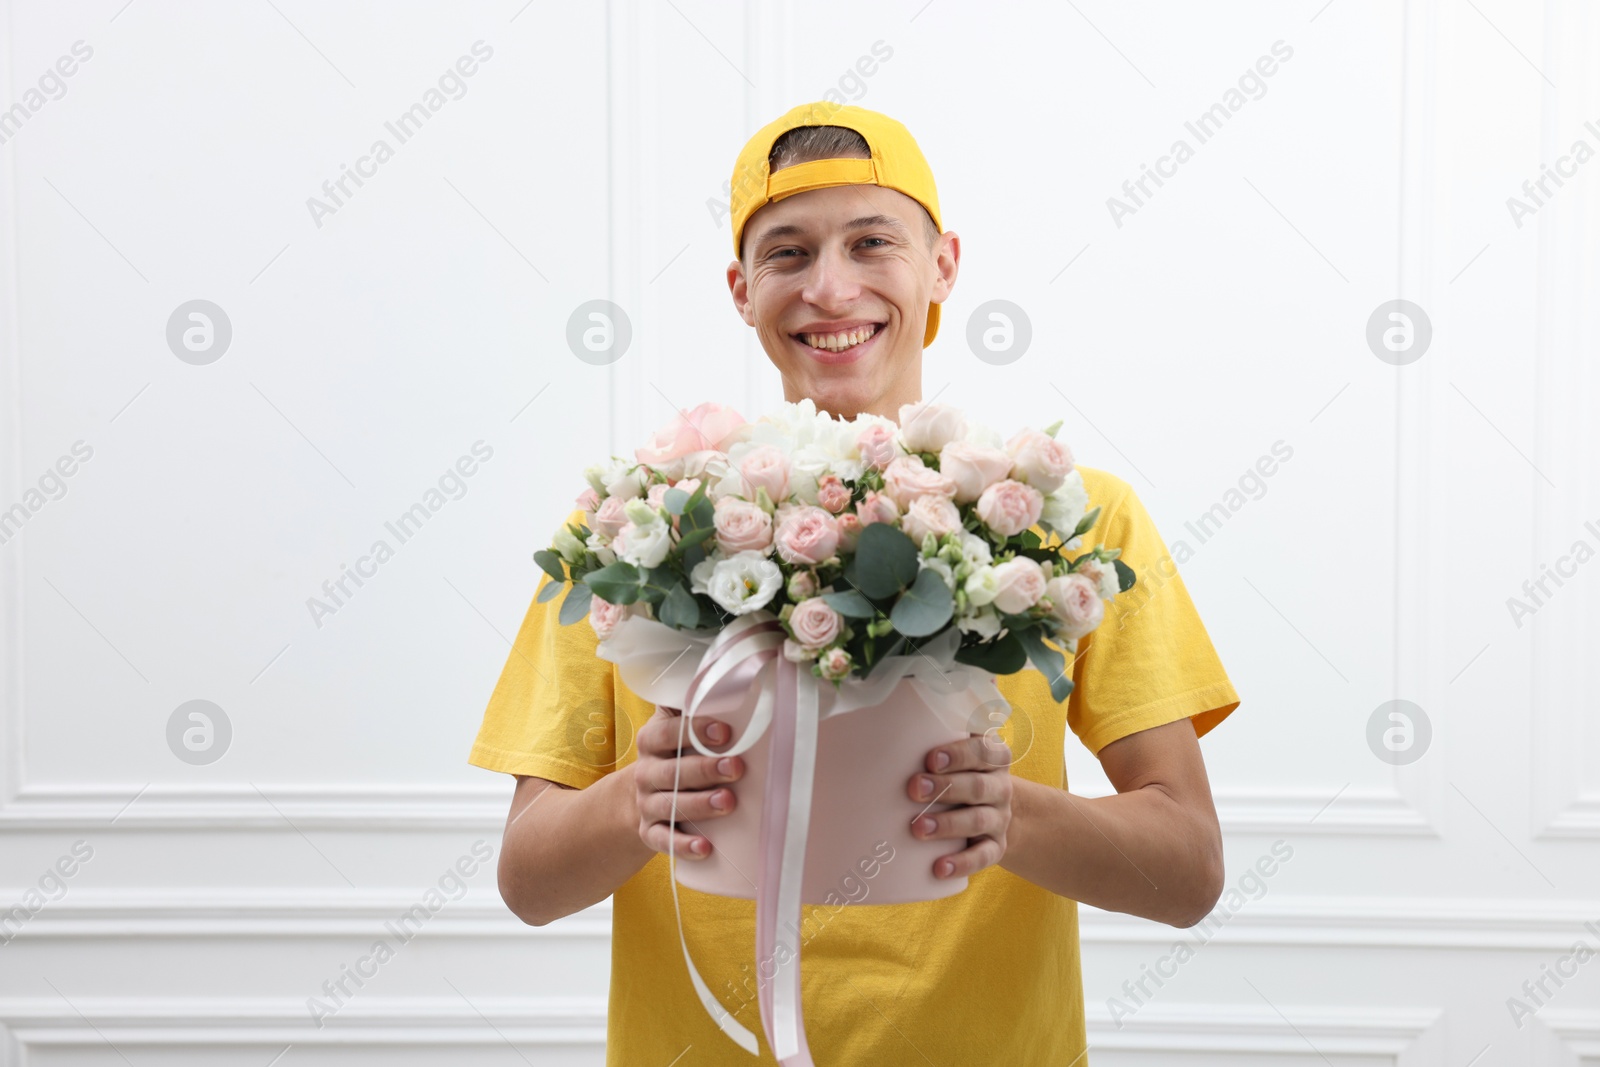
[497,767,655,927]
[1001,717,1225,927]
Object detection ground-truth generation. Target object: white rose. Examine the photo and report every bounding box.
[897,400,967,454]
[591,458,648,501]
[696,550,782,615]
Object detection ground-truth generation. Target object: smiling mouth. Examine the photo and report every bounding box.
[792,323,885,357]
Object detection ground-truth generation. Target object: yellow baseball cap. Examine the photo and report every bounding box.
[730,102,944,348]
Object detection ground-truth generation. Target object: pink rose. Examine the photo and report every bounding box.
[817,475,852,514]
[740,445,791,503]
[991,557,1047,614]
[714,497,773,554]
[836,512,862,553]
[589,596,633,641]
[575,487,600,512]
[593,495,631,538]
[856,422,898,470]
[1046,573,1104,640]
[1007,429,1074,494]
[789,597,844,650]
[897,401,967,454]
[882,454,956,508]
[901,495,962,545]
[635,402,747,467]
[855,490,900,526]
[645,482,670,510]
[774,506,840,565]
[977,479,1044,538]
[675,477,703,500]
[940,441,1014,504]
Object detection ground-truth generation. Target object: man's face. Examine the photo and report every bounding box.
[728,182,958,422]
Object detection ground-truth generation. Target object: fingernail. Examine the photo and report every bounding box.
[710,790,727,811]
[915,776,932,800]
[934,751,950,771]
[938,859,954,877]
[690,838,707,855]
[709,723,728,742]
[915,816,936,836]
[718,757,735,776]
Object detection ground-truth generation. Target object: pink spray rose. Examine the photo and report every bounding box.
[855,490,900,526]
[575,487,601,512]
[836,512,862,554]
[901,495,963,545]
[882,454,957,508]
[816,475,852,514]
[774,506,840,565]
[635,402,747,468]
[589,597,634,641]
[976,479,1045,538]
[788,597,844,650]
[739,444,791,503]
[593,494,631,539]
[940,441,1015,504]
[713,497,773,554]
[1007,429,1074,494]
[856,422,899,470]
[1046,573,1105,640]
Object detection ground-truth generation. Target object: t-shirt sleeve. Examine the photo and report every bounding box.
[1065,475,1240,757]
[467,508,619,789]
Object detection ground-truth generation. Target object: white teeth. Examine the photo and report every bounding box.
[800,324,879,351]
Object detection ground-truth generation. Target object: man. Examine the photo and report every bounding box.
[469,102,1240,1065]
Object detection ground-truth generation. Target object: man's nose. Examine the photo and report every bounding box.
[800,245,862,307]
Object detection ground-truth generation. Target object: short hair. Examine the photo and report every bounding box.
[764,124,941,252]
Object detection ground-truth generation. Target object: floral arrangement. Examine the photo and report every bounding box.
[533,399,1134,702]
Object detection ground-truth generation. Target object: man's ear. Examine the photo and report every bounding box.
[727,260,755,327]
[929,231,960,305]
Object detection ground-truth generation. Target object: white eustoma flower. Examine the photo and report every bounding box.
[956,606,1002,638]
[587,457,648,501]
[955,529,994,569]
[694,550,782,615]
[552,524,585,564]
[614,498,672,569]
[1040,468,1089,535]
[964,564,1000,607]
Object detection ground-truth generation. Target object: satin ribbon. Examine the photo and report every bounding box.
[596,611,1001,1063]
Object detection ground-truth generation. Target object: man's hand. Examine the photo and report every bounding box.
[906,732,1014,879]
[633,704,744,859]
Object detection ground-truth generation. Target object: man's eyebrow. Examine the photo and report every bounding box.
[752,214,910,250]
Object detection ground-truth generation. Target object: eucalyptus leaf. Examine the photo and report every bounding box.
[660,583,700,629]
[584,561,642,604]
[1114,558,1136,592]
[821,589,878,619]
[890,568,953,637]
[533,549,566,584]
[1014,625,1074,702]
[848,522,920,598]
[536,577,564,603]
[663,487,689,515]
[558,582,594,626]
[954,632,1027,675]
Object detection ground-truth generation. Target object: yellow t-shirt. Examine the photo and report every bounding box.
[468,465,1240,1065]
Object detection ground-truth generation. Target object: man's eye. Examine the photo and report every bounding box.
[860,237,888,248]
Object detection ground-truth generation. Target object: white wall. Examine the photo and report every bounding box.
[2,1,1597,1064]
